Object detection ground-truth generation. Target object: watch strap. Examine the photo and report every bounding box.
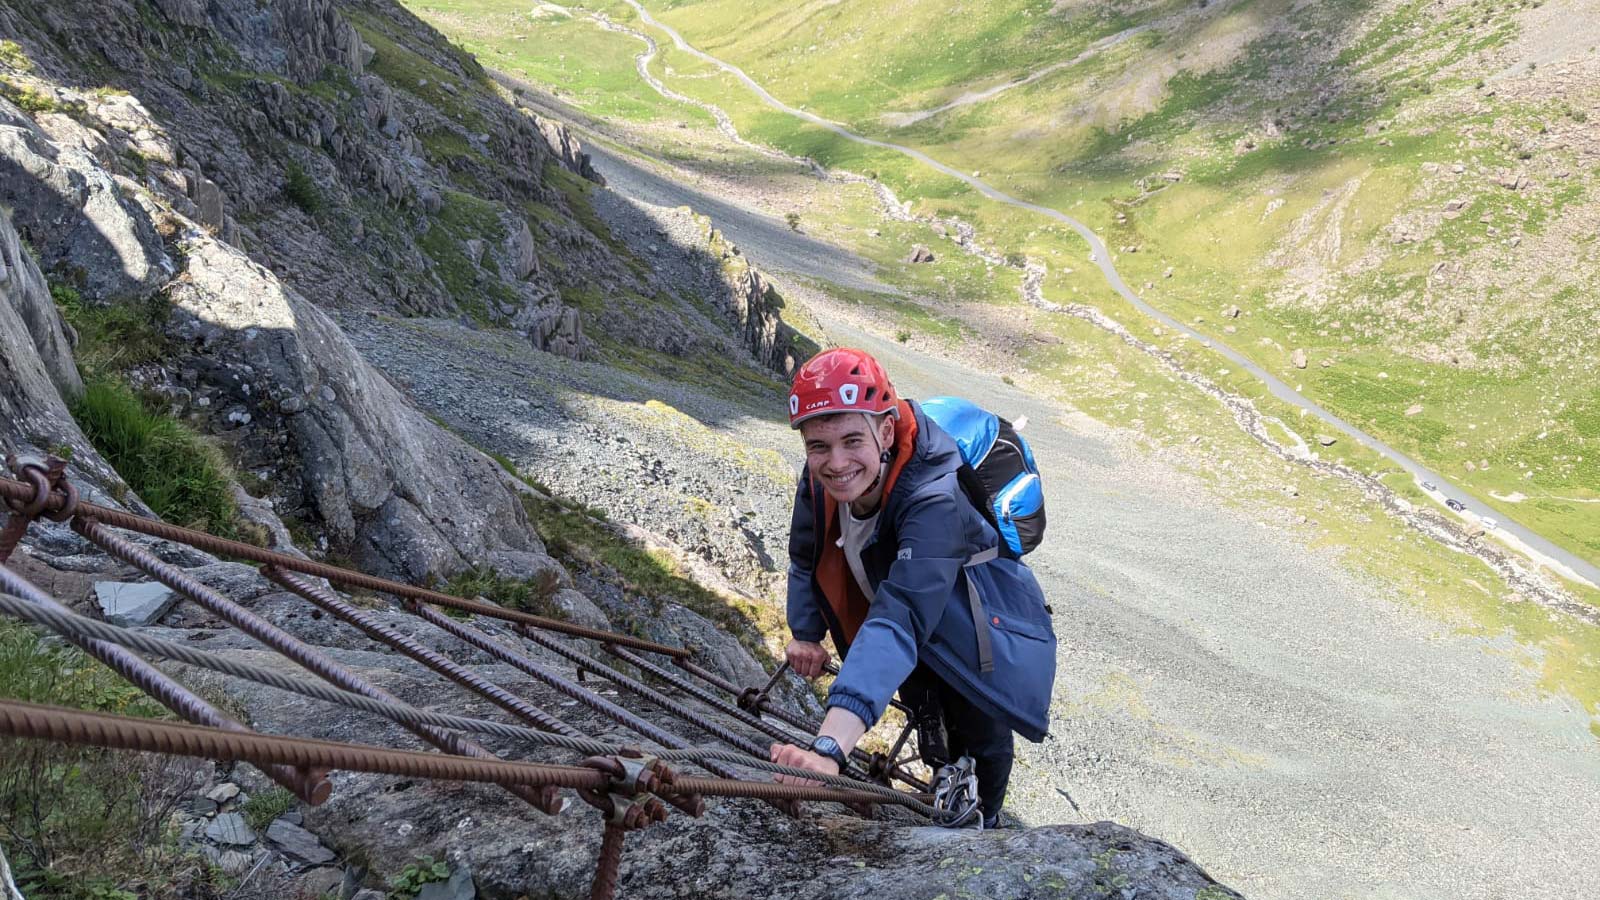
[809,735,847,770]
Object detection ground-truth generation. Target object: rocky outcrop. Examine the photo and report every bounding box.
[707,226,815,375]
[151,0,208,28]
[0,98,169,302]
[205,0,370,84]
[533,113,605,186]
[0,207,81,403]
[0,208,135,505]
[0,207,84,456]
[165,230,554,581]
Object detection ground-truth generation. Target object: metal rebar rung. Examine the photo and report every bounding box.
[0,473,683,657]
[76,520,561,815]
[266,567,582,739]
[0,563,329,804]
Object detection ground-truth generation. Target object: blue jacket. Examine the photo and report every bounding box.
[787,400,1057,741]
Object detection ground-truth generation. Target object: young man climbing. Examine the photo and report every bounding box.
[768,347,1057,828]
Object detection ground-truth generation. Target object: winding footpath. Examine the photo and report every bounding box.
[613,0,1598,589]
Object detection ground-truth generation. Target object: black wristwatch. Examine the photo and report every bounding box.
[809,735,848,771]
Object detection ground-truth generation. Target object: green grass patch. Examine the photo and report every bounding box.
[347,7,488,132]
[50,284,169,379]
[284,161,324,215]
[405,0,715,126]
[416,189,510,323]
[0,618,225,900]
[419,127,480,163]
[439,563,562,618]
[239,786,295,833]
[71,380,243,540]
[0,39,33,72]
[0,76,57,112]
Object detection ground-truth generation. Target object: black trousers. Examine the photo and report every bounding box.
[898,663,1015,817]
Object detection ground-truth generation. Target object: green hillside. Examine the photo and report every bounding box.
[403,0,1599,569]
[618,0,1600,563]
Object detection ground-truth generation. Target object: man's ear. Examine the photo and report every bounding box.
[877,414,897,450]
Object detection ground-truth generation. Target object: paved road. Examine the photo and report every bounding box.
[577,117,1600,900]
[618,0,1598,588]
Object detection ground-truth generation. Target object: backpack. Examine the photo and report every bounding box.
[921,397,1046,558]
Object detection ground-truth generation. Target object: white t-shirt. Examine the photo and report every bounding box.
[837,503,881,601]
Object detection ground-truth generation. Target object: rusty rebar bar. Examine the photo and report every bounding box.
[407,604,800,818]
[602,644,812,750]
[0,475,682,658]
[0,591,938,810]
[264,567,583,738]
[518,629,771,760]
[0,463,48,564]
[0,564,329,804]
[673,657,927,790]
[590,824,626,900]
[0,700,919,807]
[75,518,562,815]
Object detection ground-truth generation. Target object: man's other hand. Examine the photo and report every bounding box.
[785,640,830,679]
[769,741,841,786]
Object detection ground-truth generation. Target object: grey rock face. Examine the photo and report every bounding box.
[94,580,179,627]
[533,114,605,186]
[698,224,816,376]
[0,204,81,403]
[205,813,255,846]
[267,818,336,866]
[0,208,132,497]
[0,99,169,302]
[164,232,552,581]
[152,0,208,28]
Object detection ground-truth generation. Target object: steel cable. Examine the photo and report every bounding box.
[0,594,941,813]
[0,700,935,809]
[0,475,682,658]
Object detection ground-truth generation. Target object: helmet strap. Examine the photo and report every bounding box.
[853,413,893,514]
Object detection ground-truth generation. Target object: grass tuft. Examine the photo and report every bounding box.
[51,283,169,379]
[284,161,324,216]
[71,379,242,540]
[440,564,562,618]
[240,786,295,833]
[0,618,222,900]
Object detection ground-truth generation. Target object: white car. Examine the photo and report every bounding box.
[1482,517,1499,530]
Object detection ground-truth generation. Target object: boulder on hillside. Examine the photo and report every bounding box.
[906,244,935,264]
[1290,348,1308,369]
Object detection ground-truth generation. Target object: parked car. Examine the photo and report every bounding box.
[1482,517,1499,530]
[1446,498,1466,512]
[1421,481,1437,491]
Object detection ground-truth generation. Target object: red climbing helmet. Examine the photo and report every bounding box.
[788,348,898,428]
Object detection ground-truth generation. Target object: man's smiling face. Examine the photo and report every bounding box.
[800,413,895,505]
